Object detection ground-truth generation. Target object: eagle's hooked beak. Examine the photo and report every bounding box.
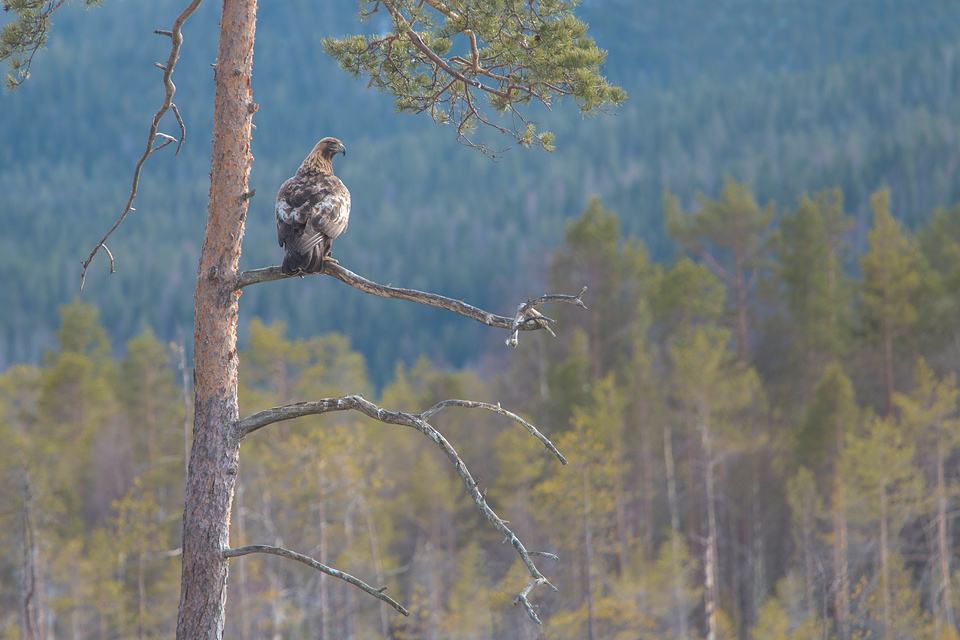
[338,143,347,156]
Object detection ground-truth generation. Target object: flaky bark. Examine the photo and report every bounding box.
[175,0,256,636]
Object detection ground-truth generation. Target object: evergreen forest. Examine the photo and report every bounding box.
[4,0,960,639]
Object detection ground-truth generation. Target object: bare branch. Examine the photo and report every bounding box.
[224,544,409,616]
[235,264,585,341]
[171,103,186,155]
[420,399,566,464]
[101,243,115,275]
[235,393,561,622]
[507,286,587,347]
[528,551,560,560]
[80,0,204,290]
[237,395,367,437]
[151,133,178,154]
[515,577,553,625]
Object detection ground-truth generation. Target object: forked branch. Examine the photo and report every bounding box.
[80,0,203,290]
[223,544,408,616]
[235,263,586,341]
[507,286,587,347]
[235,394,563,622]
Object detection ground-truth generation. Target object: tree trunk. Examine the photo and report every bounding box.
[663,426,689,640]
[936,432,954,630]
[833,396,850,640]
[583,465,597,640]
[882,292,894,415]
[358,493,391,639]
[138,547,147,640]
[175,0,256,637]
[879,482,891,635]
[749,452,765,630]
[344,504,358,640]
[235,476,250,640]
[701,405,719,640]
[319,495,330,640]
[639,407,654,556]
[832,485,850,640]
[802,496,816,621]
[19,469,46,640]
[614,469,629,577]
[734,247,748,362]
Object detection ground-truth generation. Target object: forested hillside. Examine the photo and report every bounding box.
[5,184,960,638]
[2,0,960,380]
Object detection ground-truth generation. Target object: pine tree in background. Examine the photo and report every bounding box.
[858,187,928,413]
[665,177,775,362]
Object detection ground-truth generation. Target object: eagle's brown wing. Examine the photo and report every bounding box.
[276,172,351,274]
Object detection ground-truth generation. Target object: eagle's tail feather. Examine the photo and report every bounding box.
[281,251,301,275]
[281,244,327,275]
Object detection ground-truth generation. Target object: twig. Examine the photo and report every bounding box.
[151,133,178,154]
[80,0,204,290]
[234,394,562,621]
[171,104,185,155]
[235,264,585,341]
[515,577,553,625]
[224,544,409,616]
[101,244,115,275]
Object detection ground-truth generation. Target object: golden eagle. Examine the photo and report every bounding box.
[276,137,350,275]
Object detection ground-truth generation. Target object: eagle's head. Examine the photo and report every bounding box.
[302,137,346,173]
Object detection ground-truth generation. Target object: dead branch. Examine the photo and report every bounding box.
[235,263,585,342]
[506,286,587,347]
[223,544,408,616]
[235,393,561,622]
[80,0,203,290]
[420,399,567,464]
[515,576,552,625]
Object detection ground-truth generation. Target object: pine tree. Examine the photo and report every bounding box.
[844,412,922,637]
[665,177,775,361]
[668,325,761,640]
[894,359,960,632]
[798,363,859,640]
[774,188,853,402]
[858,187,928,413]
[550,196,654,381]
